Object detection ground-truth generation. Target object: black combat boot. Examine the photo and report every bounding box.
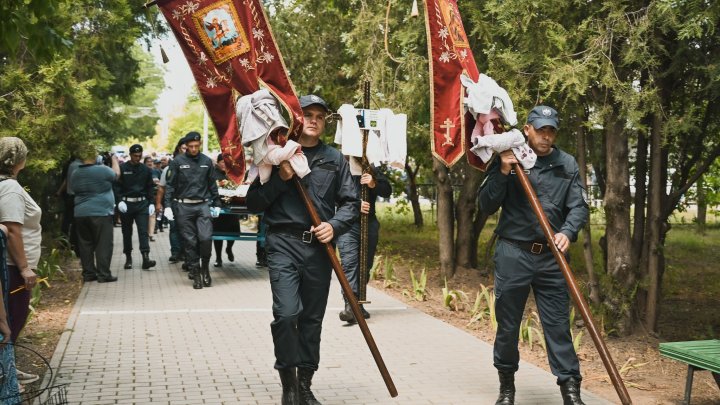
[255,248,267,267]
[560,377,585,405]
[201,258,212,287]
[123,253,132,269]
[338,295,356,324]
[297,368,321,405]
[356,293,370,319]
[278,367,299,405]
[495,371,515,405]
[192,265,203,289]
[141,252,156,270]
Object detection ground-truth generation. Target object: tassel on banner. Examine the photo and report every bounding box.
[411,0,419,17]
[160,45,169,63]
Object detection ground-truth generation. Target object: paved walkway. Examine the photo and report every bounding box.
[43,226,613,404]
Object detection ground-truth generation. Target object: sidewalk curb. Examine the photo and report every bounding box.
[33,277,90,405]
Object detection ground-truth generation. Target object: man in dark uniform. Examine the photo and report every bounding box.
[165,132,220,289]
[115,144,157,270]
[247,94,359,405]
[479,106,589,405]
[337,164,391,323]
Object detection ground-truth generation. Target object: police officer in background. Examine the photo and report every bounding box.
[337,163,391,323]
[116,144,157,270]
[164,132,220,289]
[479,106,589,405]
[247,94,359,405]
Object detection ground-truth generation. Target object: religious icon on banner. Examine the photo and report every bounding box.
[438,0,469,48]
[193,0,250,63]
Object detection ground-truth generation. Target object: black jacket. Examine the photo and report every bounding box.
[115,161,155,203]
[246,141,360,236]
[164,152,220,206]
[479,146,589,242]
[352,165,392,219]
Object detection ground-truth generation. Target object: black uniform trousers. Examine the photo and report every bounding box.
[266,231,332,371]
[75,215,114,281]
[120,200,150,254]
[176,202,213,265]
[493,238,580,383]
[338,217,380,295]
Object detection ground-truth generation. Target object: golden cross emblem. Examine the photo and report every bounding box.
[223,143,238,153]
[440,118,455,147]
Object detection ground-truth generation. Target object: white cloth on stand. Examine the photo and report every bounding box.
[334,104,363,157]
[385,112,407,169]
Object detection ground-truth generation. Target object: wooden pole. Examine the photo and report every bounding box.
[292,177,398,398]
[512,163,632,405]
[359,80,371,302]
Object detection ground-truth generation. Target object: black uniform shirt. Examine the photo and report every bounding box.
[165,152,220,206]
[351,165,392,219]
[479,146,589,242]
[115,161,155,203]
[246,141,360,236]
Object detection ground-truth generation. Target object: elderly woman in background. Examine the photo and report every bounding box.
[71,143,121,283]
[0,136,41,386]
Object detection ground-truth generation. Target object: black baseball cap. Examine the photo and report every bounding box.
[129,144,143,154]
[299,94,330,112]
[185,131,201,142]
[526,106,559,129]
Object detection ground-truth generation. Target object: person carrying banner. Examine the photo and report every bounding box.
[246,94,359,405]
[337,164,391,323]
[115,144,157,270]
[479,106,589,405]
[165,132,221,289]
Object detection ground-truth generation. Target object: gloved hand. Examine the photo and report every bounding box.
[164,207,174,221]
[210,206,221,218]
[118,201,128,213]
[148,204,155,216]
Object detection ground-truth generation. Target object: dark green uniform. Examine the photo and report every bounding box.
[479,146,588,384]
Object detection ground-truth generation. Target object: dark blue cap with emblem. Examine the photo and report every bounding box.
[299,94,330,112]
[526,105,559,129]
[129,144,143,154]
[184,131,201,142]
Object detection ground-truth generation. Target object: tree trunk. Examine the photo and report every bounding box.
[455,160,484,270]
[433,157,456,280]
[574,113,600,305]
[404,160,424,227]
[632,130,648,269]
[603,113,636,333]
[644,112,664,332]
[696,174,706,234]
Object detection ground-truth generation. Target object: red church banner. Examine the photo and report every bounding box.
[424,0,485,169]
[156,0,303,182]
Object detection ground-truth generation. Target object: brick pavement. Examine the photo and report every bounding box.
[41,226,613,404]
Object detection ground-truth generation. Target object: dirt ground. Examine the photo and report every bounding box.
[372,259,720,405]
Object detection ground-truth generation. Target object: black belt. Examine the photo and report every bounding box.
[501,237,550,255]
[268,225,317,244]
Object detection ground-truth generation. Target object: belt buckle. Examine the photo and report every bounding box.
[531,243,543,254]
[302,231,313,244]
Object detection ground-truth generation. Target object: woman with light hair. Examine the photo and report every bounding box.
[0,136,41,386]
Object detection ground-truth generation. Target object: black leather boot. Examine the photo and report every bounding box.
[201,258,212,287]
[297,368,321,405]
[123,253,132,269]
[278,367,299,405]
[560,377,585,405]
[338,295,356,324]
[141,252,156,270]
[495,371,515,405]
[192,265,203,289]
